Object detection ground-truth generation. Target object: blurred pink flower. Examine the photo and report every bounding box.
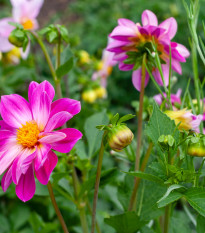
[0,80,82,202]
[154,88,182,108]
[107,10,190,91]
[0,0,43,56]
[92,39,117,87]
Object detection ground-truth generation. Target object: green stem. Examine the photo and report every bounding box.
[31,31,63,99]
[47,181,69,233]
[71,164,89,233]
[128,142,153,211]
[163,204,171,233]
[91,133,105,233]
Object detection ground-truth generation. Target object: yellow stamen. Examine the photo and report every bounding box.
[21,19,34,30]
[17,121,40,148]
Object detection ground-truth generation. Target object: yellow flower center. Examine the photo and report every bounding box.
[17,121,40,148]
[21,18,34,30]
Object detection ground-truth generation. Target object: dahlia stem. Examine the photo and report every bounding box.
[128,142,153,211]
[47,181,69,233]
[163,204,171,233]
[71,164,89,233]
[91,133,106,233]
[30,31,63,99]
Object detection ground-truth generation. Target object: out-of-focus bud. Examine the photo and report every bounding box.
[107,125,134,152]
[158,135,175,151]
[94,86,107,99]
[0,52,2,61]
[9,29,28,48]
[4,47,21,64]
[82,90,97,103]
[78,50,91,65]
[187,137,205,157]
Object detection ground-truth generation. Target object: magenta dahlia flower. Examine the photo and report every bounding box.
[0,81,82,202]
[107,10,190,91]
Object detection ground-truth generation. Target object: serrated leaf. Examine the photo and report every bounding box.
[145,102,180,153]
[124,171,165,185]
[118,114,135,124]
[56,57,73,79]
[184,188,205,217]
[104,212,146,233]
[158,191,183,208]
[111,113,119,125]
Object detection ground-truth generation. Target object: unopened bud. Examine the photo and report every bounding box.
[158,135,175,151]
[9,29,27,48]
[82,90,97,103]
[187,138,205,157]
[94,87,107,99]
[107,125,134,152]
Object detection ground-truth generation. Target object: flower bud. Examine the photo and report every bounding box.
[107,125,134,151]
[9,29,28,48]
[94,87,107,99]
[187,138,205,157]
[78,50,91,65]
[82,90,97,103]
[158,135,175,151]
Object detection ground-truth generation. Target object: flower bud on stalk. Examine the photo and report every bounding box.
[9,29,28,48]
[107,125,134,152]
[187,138,205,157]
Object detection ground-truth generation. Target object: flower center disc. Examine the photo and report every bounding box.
[21,18,34,30]
[17,121,40,148]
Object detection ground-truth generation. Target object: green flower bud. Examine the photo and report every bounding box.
[158,135,175,151]
[187,138,205,157]
[107,125,134,152]
[9,29,28,48]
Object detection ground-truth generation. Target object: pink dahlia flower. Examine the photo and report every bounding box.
[0,0,43,55]
[0,80,82,202]
[154,88,182,108]
[107,10,190,91]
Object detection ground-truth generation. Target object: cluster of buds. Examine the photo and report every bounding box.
[77,50,91,65]
[97,113,134,152]
[81,86,107,104]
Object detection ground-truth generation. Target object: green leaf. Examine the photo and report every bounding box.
[197,215,205,233]
[158,191,183,208]
[56,57,73,79]
[0,215,10,233]
[111,113,119,125]
[104,212,146,233]
[8,22,23,29]
[35,181,49,196]
[145,102,180,152]
[118,114,135,124]
[10,205,30,230]
[184,188,205,217]
[79,168,118,197]
[84,110,109,157]
[157,184,186,207]
[124,171,165,185]
[140,226,156,233]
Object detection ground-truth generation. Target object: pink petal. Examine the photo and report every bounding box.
[152,64,169,87]
[1,165,13,192]
[35,150,58,185]
[0,120,15,131]
[45,111,73,132]
[106,40,129,53]
[28,81,39,103]
[15,165,35,202]
[31,91,51,131]
[141,10,158,26]
[0,18,15,52]
[132,68,150,91]
[51,128,83,153]
[175,43,190,58]
[110,26,137,41]
[112,52,128,62]
[119,62,134,71]
[171,59,182,74]
[0,94,32,128]
[159,17,177,40]
[12,148,36,185]
[118,18,136,29]
[34,143,51,171]
[50,98,81,118]
[0,145,23,175]
[39,132,66,144]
